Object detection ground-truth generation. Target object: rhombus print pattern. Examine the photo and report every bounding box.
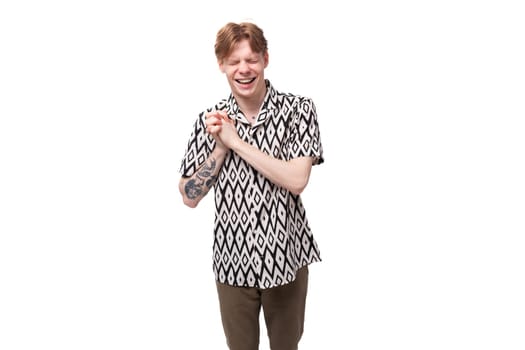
[180,80,324,289]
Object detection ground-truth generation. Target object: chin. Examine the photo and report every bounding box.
[234,84,255,95]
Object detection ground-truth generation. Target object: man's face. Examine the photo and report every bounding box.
[219,39,268,101]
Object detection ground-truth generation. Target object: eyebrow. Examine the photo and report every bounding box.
[226,55,259,62]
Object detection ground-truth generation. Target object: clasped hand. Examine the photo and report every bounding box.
[205,110,240,150]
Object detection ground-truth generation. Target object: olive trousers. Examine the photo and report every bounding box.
[215,266,309,350]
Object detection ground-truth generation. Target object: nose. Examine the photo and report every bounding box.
[238,60,250,73]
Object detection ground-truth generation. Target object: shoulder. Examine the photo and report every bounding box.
[269,84,315,111]
[201,98,229,114]
[196,98,230,121]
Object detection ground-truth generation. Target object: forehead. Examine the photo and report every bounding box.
[226,40,261,59]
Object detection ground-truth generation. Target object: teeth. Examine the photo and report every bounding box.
[238,78,254,84]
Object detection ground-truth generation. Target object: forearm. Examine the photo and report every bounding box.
[179,147,228,208]
[231,140,312,195]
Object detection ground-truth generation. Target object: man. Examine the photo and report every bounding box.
[178,21,324,350]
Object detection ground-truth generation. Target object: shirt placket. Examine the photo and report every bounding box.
[246,182,262,279]
[244,124,264,281]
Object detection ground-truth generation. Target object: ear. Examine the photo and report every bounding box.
[263,51,269,68]
[218,59,225,73]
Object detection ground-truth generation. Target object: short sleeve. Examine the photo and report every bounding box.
[179,112,215,177]
[288,97,324,165]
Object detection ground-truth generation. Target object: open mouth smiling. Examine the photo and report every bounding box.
[235,78,256,85]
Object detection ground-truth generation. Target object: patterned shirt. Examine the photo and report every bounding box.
[179,80,324,289]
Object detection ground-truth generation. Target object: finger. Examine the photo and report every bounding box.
[226,115,235,125]
[207,125,222,134]
[205,111,221,120]
[205,116,222,127]
[218,110,232,122]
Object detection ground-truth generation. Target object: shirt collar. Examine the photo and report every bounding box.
[225,80,277,125]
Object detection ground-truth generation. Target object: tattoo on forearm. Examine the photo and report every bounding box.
[184,158,218,199]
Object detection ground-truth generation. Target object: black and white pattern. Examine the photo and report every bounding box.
[180,80,324,289]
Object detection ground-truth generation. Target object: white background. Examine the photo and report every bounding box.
[1,0,524,349]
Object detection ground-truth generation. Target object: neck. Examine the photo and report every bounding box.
[235,86,266,121]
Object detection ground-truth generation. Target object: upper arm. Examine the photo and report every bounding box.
[288,98,324,165]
